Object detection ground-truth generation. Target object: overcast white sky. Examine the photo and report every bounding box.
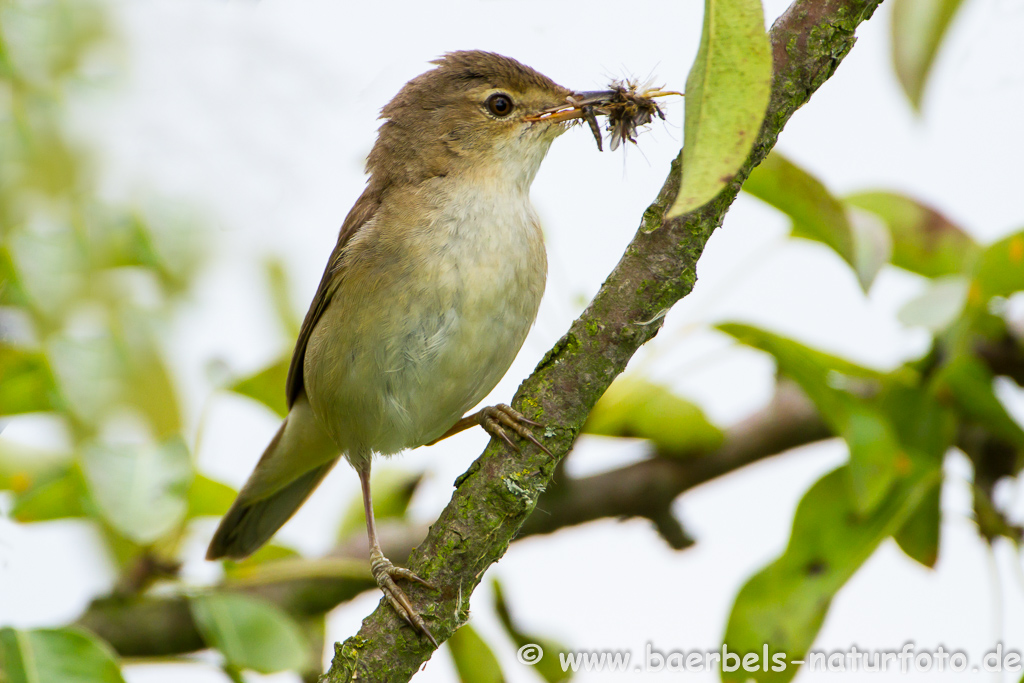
[4,0,1024,680]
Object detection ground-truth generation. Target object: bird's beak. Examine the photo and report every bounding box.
[526,86,681,152]
[524,91,621,124]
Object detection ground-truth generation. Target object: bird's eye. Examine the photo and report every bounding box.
[485,93,514,117]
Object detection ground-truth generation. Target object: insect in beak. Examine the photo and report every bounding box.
[527,83,682,151]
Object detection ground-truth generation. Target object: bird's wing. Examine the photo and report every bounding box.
[285,186,382,408]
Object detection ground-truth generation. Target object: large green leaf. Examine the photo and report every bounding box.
[80,437,192,544]
[583,377,723,455]
[973,230,1024,300]
[447,624,505,683]
[845,191,978,278]
[0,344,60,416]
[722,461,940,682]
[745,154,891,289]
[891,0,966,109]
[228,355,290,418]
[719,323,901,512]
[493,580,571,683]
[190,593,308,674]
[0,627,126,683]
[667,0,772,217]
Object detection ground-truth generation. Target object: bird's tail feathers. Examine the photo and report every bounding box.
[206,392,340,560]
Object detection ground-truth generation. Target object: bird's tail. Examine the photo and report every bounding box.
[206,392,340,560]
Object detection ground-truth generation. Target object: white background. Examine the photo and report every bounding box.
[3,0,1024,680]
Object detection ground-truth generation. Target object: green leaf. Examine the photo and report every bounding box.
[744,154,878,287]
[115,311,182,439]
[11,465,87,522]
[80,437,192,544]
[185,474,239,519]
[935,354,1024,449]
[265,258,301,338]
[583,377,723,455]
[973,230,1024,300]
[842,407,902,515]
[447,624,505,683]
[228,356,290,418]
[894,483,940,567]
[897,276,969,331]
[190,593,308,674]
[722,462,940,683]
[493,579,571,683]
[0,627,126,683]
[891,0,966,110]
[0,344,61,416]
[0,247,30,307]
[336,469,423,542]
[718,323,900,513]
[845,191,978,277]
[666,0,772,217]
[222,544,303,579]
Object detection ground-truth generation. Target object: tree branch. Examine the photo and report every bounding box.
[323,1,883,679]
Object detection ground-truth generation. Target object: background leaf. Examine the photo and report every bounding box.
[973,230,1024,300]
[190,593,308,674]
[493,580,571,683]
[744,153,870,286]
[185,474,238,519]
[667,0,772,216]
[583,377,722,455]
[228,355,290,418]
[0,627,126,683]
[845,191,977,277]
[11,464,87,522]
[80,437,192,544]
[335,469,424,541]
[722,462,939,683]
[897,276,969,331]
[718,323,901,513]
[894,484,940,568]
[447,624,505,683]
[0,344,61,416]
[891,0,966,109]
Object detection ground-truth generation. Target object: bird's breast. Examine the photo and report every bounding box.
[304,181,547,455]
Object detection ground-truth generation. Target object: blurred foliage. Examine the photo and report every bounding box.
[2,0,1022,682]
[189,593,309,675]
[0,627,126,683]
[890,0,966,110]
[583,377,722,455]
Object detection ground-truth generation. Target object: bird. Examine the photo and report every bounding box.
[206,50,610,646]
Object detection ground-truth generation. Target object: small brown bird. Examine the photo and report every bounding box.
[207,51,621,645]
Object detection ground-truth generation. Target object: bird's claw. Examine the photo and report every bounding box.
[370,548,438,647]
[478,404,553,457]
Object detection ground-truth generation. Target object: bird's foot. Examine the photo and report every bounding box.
[477,403,552,456]
[370,547,438,647]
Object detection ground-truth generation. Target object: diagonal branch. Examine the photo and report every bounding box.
[323,0,884,679]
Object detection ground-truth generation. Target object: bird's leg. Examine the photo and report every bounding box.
[426,403,552,456]
[358,465,437,647]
